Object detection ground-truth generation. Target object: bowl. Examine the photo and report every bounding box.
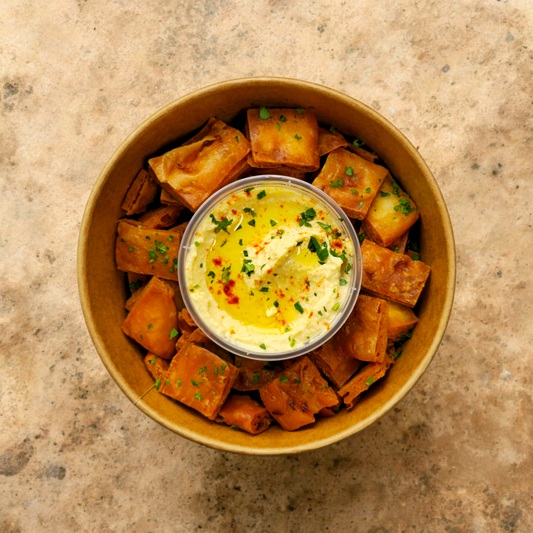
[178,175,362,360]
[77,77,455,455]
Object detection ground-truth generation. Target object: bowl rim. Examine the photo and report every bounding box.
[77,76,456,455]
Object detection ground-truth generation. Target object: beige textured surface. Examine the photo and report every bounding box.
[1,0,532,531]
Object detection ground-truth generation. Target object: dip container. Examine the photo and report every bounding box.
[178,175,362,361]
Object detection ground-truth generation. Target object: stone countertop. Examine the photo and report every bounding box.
[1,1,532,531]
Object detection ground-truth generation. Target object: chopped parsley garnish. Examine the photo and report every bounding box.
[148,324,153,329]
[280,374,289,382]
[244,187,254,193]
[220,240,227,247]
[178,379,181,387]
[194,241,200,247]
[259,287,269,292]
[164,379,170,386]
[259,106,271,120]
[339,279,348,286]
[330,176,343,188]
[235,135,239,143]
[294,379,301,384]
[366,187,371,193]
[296,107,303,114]
[170,328,178,339]
[208,270,215,279]
[345,166,354,176]
[294,134,302,140]
[392,181,400,196]
[248,219,256,227]
[259,343,266,350]
[214,366,218,375]
[239,239,243,246]
[394,246,399,253]
[194,393,203,400]
[243,250,248,257]
[308,236,329,262]
[243,207,256,217]
[257,190,267,200]
[380,191,390,197]
[150,358,156,365]
[221,266,231,284]
[398,198,415,216]
[276,123,281,131]
[365,376,375,386]
[241,258,255,277]
[351,189,358,195]
[120,238,125,242]
[333,303,340,311]
[329,126,336,132]
[299,207,316,227]
[409,241,420,253]
[358,233,366,244]
[252,374,260,383]
[280,115,287,122]
[317,221,332,234]
[412,253,420,261]
[154,378,161,390]
[273,301,279,307]
[359,201,364,207]
[294,302,304,314]
[168,235,173,241]
[270,219,277,226]
[220,364,226,374]
[129,280,142,291]
[352,138,364,148]
[290,338,296,347]
[199,366,206,375]
[330,248,346,261]
[128,247,134,252]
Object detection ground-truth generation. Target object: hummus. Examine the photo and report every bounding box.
[185,185,355,353]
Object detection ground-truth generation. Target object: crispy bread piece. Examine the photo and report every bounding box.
[259,356,338,431]
[121,277,178,359]
[336,294,389,363]
[217,394,272,435]
[160,343,239,420]
[312,148,387,220]
[233,357,281,391]
[309,336,362,388]
[138,205,185,229]
[317,127,349,156]
[361,240,431,308]
[149,119,250,212]
[338,361,389,410]
[144,353,170,380]
[121,169,159,215]
[387,301,418,342]
[116,219,185,281]
[361,176,420,247]
[247,108,320,171]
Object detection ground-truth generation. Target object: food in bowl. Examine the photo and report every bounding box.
[182,179,357,355]
[114,106,431,434]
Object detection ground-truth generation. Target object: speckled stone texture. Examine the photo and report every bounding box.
[1,0,532,531]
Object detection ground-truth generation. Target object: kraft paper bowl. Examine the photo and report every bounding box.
[78,77,455,455]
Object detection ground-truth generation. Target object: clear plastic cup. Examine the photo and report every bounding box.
[178,175,362,361]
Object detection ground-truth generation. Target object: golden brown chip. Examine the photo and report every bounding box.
[361,240,431,308]
[160,343,239,420]
[247,108,320,171]
[317,127,349,156]
[312,148,387,220]
[149,119,250,212]
[121,169,159,215]
[361,176,419,247]
[121,277,178,359]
